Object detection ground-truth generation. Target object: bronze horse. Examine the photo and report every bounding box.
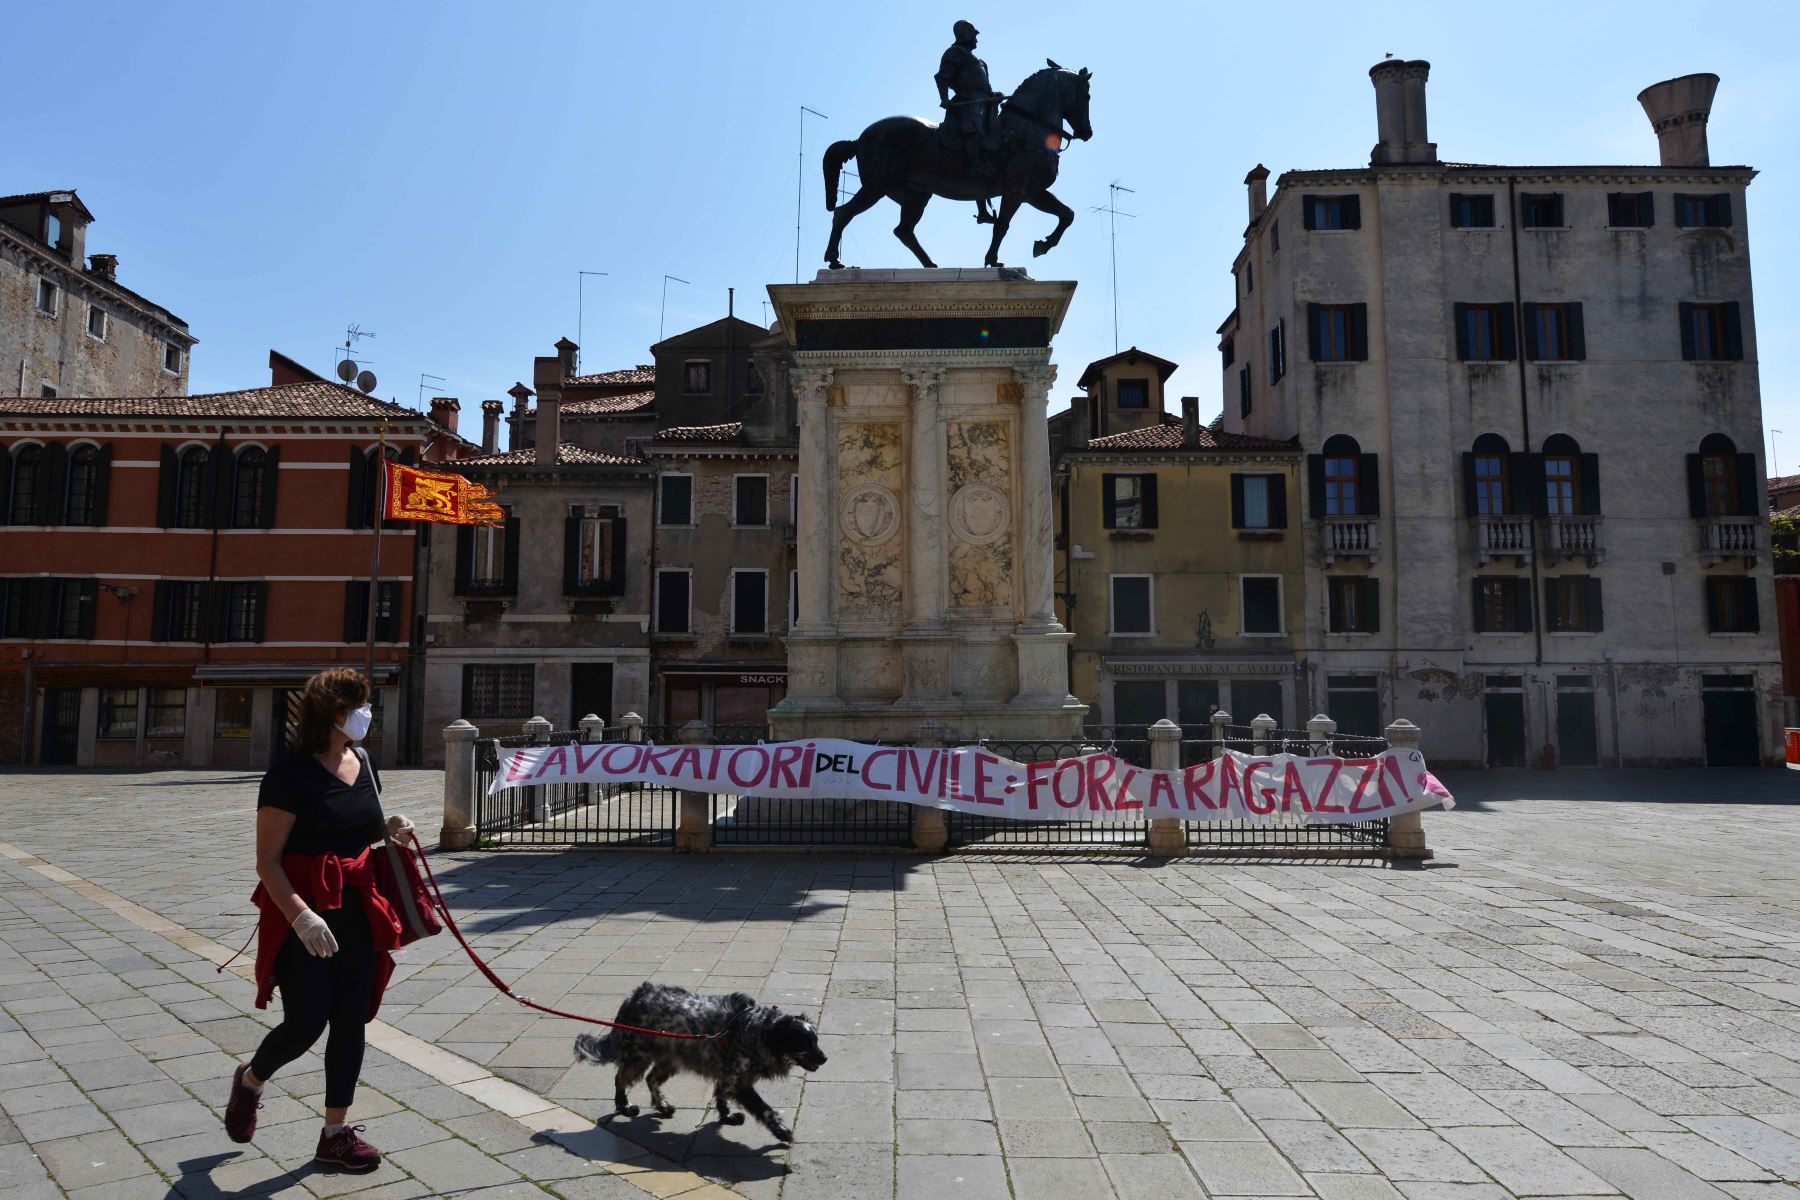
[821,61,1093,270]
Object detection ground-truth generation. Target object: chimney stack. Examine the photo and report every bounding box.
[554,337,579,379]
[87,253,117,281]
[1245,165,1269,223]
[1181,396,1200,449]
[429,396,460,435]
[1369,59,1437,165]
[532,354,562,467]
[481,400,504,453]
[507,382,533,452]
[1086,394,1104,444]
[1638,73,1718,167]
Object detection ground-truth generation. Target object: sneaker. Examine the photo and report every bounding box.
[314,1124,381,1173]
[223,1062,262,1143]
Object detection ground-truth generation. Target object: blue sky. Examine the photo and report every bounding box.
[11,1,1799,458]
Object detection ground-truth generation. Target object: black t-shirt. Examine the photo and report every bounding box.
[258,750,385,857]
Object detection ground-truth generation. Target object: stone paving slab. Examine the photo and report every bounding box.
[6,766,1800,1197]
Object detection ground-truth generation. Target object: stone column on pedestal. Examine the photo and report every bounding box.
[900,364,953,705]
[1011,362,1075,705]
[783,367,838,706]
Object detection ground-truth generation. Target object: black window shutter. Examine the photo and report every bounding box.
[1734,453,1759,516]
[1472,580,1486,632]
[208,581,228,642]
[1302,195,1318,231]
[609,516,628,595]
[344,580,368,643]
[1716,193,1732,227]
[1705,579,1721,631]
[151,580,171,642]
[1307,455,1327,518]
[1679,303,1698,360]
[345,446,367,529]
[252,582,269,643]
[1497,303,1518,360]
[157,445,178,527]
[1514,577,1534,632]
[1102,474,1119,528]
[76,579,97,638]
[503,514,521,593]
[41,443,67,528]
[1522,303,1542,360]
[1142,474,1159,529]
[1578,453,1601,515]
[1524,453,1548,517]
[1607,193,1623,226]
[1349,304,1368,360]
[1361,453,1381,515]
[89,445,113,527]
[1508,454,1533,517]
[1674,193,1692,226]
[1686,454,1708,517]
[1365,579,1381,633]
[1543,578,1561,632]
[0,452,10,525]
[27,579,55,639]
[1567,304,1586,360]
[1268,476,1288,529]
[454,525,474,594]
[1722,302,1743,361]
[1454,303,1470,360]
[1461,452,1479,517]
[563,514,582,593]
[207,442,234,529]
[260,446,282,528]
[1743,578,1760,631]
[1307,304,1322,362]
[1328,581,1343,631]
[1639,191,1654,227]
[1344,195,1361,229]
[1587,578,1604,632]
[1229,474,1246,529]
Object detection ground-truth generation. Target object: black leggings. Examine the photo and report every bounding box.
[249,890,376,1109]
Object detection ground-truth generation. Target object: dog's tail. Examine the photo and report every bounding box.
[572,1031,620,1065]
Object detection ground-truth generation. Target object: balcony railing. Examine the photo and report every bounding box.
[1321,517,1379,566]
[1473,515,1533,566]
[1543,515,1604,565]
[1702,516,1761,566]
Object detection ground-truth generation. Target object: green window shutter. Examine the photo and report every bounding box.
[1580,453,1601,515]
[345,446,367,529]
[1101,474,1119,528]
[41,443,67,528]
[344,580,368,643]
[77,580,98,638]
[1229,474,1246,529]
[1743,579,1759,631]
[1716,193,1732,227]
[1328,580,1343,631]
[1734,454,1759,516]
[609,516,628,596]
[1587,578,1604,632]
[564,514,583,594]
[1360,454,1381,515]
[1461,452,1479,517]
[503,514,521,594]
[1302,196,1319,231]
[1522,303,1542,360]
[1497,303,1518,360]
[1639,191,1655,227]
[1705,579,1721,631]
[1566,304,1586,360]
[1454,303,1470,360]
[1364,579,1381,633]
[252,582,269,643]
[1343,195,1361,229]
[1267,475,1287,529]
[1307,304,1323,361]
[1685,454,1707,517]
[1514,577,1534,633]
[1678,303,1698,360]
[207,442,234,529]
[1722,302,1743,361]
[1141,475,1159,529]
[1543,578,1561,632]
[151,581,171,642]
[454,525,474,594]
[1349,303,1368,360]
[1471,579,1486,632]
[260,446,282,528]
[156,445,178,527]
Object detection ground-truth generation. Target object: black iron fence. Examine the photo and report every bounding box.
[472,726,678,848]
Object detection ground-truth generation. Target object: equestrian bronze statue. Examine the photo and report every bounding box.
[821,55,1094,270]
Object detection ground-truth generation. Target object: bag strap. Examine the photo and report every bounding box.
[357,746,432,938]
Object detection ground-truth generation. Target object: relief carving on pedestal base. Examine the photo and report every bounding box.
[945,420,1014,609]
[834,422,904,619]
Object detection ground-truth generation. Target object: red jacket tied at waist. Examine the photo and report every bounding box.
[252,847,402,1021]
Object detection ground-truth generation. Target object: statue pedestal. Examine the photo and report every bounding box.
[766,268,1088,744]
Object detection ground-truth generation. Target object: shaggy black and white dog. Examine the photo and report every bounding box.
[573,983,826,1143]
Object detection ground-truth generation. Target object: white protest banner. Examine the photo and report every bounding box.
[490,738,1454,824]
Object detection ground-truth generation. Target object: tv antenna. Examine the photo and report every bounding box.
[576,270,608,372]
[660,274,691,341]
[418,373,447,409]
[796,106,828,283]
[1772,428,1784,477]
[1090,182,1136,353]
[336,324,378,394]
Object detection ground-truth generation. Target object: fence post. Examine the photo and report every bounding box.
[911,720,949,853]
[1307,713,1336,756]
[1251,713,1276,756]
[1383,718,1433,860]
[578,712,605,743]
[1210,709,1232,760]
[440,720,479,851]
[618,711,644,744]
[1146,719,1184,856]
[524,715,552,822]
[674,719,713,852]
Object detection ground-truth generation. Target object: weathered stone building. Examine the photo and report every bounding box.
[2,190,194,399]
[1220,64,1777,766]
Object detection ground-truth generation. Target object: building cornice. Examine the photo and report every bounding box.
[0,418,427,438]
[0,226,195,344]
[642,446,798,461]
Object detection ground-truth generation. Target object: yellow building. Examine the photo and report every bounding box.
[1053,350,1306,728]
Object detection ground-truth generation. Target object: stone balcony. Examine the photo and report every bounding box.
[1320,517,1379,566]
[1473,515,1533,566]
[1542,515,1604,566]
[1702,516,1762,567]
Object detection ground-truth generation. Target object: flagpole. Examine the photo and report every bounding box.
[365,420,387,685]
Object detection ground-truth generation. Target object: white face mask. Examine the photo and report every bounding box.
[338,705,373,742]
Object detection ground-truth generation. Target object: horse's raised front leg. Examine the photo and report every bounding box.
[1027,189,1076,258]
[984,192,1024,268]
[892,190,936,269]
[823,184,883,270]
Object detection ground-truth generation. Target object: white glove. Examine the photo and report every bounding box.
[387,814,417,845]
[292,909,339,958]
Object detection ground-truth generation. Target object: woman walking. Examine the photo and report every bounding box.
[222,668,415,1173]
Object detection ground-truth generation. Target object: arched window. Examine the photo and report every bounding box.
[64,444,101,525]
[232,447,267,528]
[1699,433,1738,517]
[175,445,211,528]
[9,445,44,525]
[1472,434,1510,516]
[1322,434,1362,516]
[1541,433,1581,517]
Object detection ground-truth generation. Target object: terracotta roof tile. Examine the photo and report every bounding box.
[653,422,744,443]
[564,366,655,388]
[562,390,655,416]
[1768,473,1800,492]
[457,442,643,467]
[0,381,421,421]
[1084,417,1293,452]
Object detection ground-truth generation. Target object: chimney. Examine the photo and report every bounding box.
[1369,59,1437,164]
[554,337,579,379]
[429,396,460,435]
[1086,394,1103,444]
[507,382,533,452]
[87,253,117,281]
[481,400,504,453]
[1181,396,1200,449]
[1638,73,1719,167]
[531,355,562,467]
[1245,165,1269,223]
[1070,398,1089,449]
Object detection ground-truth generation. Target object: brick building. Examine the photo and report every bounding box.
[0,367,428,767]
[2,190,194,399]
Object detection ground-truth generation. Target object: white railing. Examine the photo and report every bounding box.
[1474,515,1534,565]
[1702,517,1761,566]
[1321,517,1379,566]
[1544,516,1604,565]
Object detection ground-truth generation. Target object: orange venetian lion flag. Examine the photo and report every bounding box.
[382,462,504,526]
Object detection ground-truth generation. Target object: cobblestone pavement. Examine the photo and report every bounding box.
[3,765,1800,1199]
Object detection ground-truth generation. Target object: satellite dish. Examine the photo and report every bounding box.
[336,358,357,382]
[356,371,377,394]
